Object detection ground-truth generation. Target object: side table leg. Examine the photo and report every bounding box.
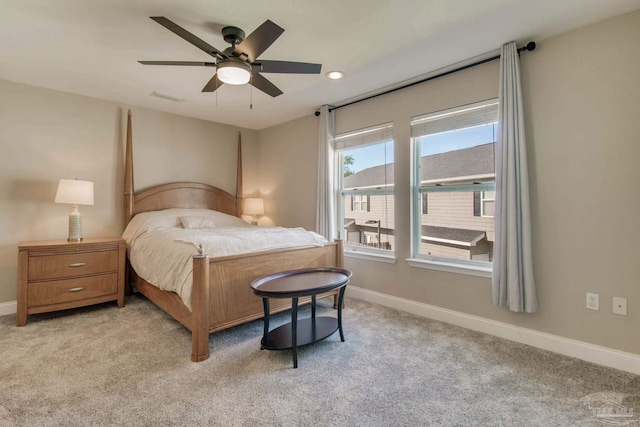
[261,297,270,349]
[292,297,299,368]
[337,286,346,342]
[311,294,316,320]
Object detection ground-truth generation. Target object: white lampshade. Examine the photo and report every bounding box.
[55,179,94,206]
[217,60,251,85]
[55,179,94,242]
[244,198,264,216]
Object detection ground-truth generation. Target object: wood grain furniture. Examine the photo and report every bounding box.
[17,237,126,326]
[251,268,351,368]
[124,112,344,362]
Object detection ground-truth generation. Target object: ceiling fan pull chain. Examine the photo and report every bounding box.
[250,75,253,110]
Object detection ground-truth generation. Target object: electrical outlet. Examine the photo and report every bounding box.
[586,293,599,310]
[613,297,627,315]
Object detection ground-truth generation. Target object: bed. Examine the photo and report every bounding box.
[123,112,343,362]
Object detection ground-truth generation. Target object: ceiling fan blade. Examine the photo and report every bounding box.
[250,73,283,97]
[202,74,223,92]
[255,60,321,74]
[139,61,216,67]
[233,20,284,62]
[150,16,226,59]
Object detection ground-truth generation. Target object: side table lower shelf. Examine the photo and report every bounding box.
[261,317,339,350]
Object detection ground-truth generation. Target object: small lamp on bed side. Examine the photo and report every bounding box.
[244,197,264,225]
[55,179,94,242]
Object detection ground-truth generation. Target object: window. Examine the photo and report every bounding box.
[352,195,369,212]
[411,100,497,267]
[474,190,495,217]
[336,123,394,254]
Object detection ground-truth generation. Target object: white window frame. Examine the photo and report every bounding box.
[408,99,498,277]
[335,123,395,259]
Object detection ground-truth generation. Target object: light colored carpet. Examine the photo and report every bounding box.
[1,294,638,426]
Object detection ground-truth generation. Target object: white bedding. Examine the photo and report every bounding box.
[122,208,328,309]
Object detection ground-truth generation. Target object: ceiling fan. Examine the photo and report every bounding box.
[139,17,322,97]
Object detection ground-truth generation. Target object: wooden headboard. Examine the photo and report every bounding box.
[123,110,244,227]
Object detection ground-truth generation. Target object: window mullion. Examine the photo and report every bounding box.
[419,183,495,193]
[341,188,394,196]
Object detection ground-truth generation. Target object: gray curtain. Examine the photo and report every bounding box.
[316,105,336,239]
[492,41,537,313]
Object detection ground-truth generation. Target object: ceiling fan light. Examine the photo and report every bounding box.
[217,60,251,85]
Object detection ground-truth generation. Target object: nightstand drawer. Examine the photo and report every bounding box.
[28,273,118,307]
[28,250,119,281]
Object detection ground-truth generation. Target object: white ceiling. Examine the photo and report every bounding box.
[2,0,639,130]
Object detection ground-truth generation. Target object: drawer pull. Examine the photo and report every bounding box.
[68,287,85,293]
[68,262,86,268]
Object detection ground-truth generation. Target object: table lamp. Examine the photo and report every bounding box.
[55,179,94,241]
[244,198,264,225]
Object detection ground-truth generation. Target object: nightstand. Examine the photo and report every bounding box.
[17,237,126,326]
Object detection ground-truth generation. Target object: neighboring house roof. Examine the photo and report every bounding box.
[421,143,495,182]
[344,163,394,189]
[344,142,494,188]
[421,225,486,247]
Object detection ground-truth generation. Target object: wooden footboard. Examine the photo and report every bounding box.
[131,241,342,362]
[190,240,343,362]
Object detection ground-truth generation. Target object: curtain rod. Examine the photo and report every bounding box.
[324,42,536,113]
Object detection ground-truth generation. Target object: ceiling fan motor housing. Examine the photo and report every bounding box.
[222,26,245,46]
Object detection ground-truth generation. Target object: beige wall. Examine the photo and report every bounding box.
[258,10,640,355]
[257,114,319,229]
[0,80,258,303]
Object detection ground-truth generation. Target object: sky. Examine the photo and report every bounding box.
[344,123,497,173]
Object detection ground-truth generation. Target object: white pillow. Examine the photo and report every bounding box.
[179,216,216,229]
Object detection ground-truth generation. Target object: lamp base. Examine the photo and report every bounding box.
[68,205,83,242]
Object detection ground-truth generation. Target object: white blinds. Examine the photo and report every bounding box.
[335,122,393,150]
[411,99,498,138]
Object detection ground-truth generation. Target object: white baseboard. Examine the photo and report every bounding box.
[347,286,640,375]
[0,300,17,317]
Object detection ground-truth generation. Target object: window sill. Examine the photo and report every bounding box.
[345,250,397,264]
[406,258,492,278]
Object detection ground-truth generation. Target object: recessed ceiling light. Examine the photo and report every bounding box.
[326,71,345,80]
[150,91,186,103]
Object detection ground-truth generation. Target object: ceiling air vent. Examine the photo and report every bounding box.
[150,91,185,103]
